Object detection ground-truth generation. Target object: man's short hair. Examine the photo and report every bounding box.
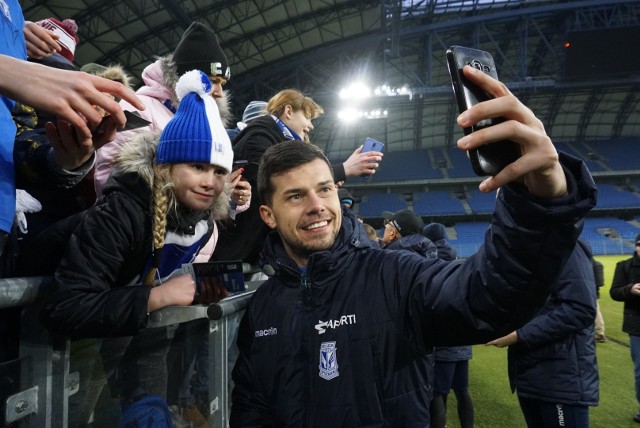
[258,141,334,205]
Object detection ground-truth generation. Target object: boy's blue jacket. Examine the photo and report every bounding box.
[507,239,599,406]
[231,153,597,427]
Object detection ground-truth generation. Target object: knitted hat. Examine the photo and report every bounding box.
[35,18,79,62]
[636,233,640,246]
[156,70,233,172]
[382,209,424,237]
[422,222,446,241]
[338,188,354,208]
[242,101,268,123]
[173,22,230,80]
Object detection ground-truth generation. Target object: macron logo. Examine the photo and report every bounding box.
[315,315,357,335]
[254,327,278,338]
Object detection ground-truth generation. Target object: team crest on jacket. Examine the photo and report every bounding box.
[319,341,339,380]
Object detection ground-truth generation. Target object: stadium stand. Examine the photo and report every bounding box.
[413,190,467,216]
[358,192,408,217]
[466,189,497,214]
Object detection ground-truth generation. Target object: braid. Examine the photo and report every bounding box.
[144,167,171,286]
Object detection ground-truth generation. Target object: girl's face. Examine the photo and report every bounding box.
[280,105,314,140]
[171,163,227,211]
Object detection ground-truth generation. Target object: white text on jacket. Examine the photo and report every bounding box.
[315,315,357,334]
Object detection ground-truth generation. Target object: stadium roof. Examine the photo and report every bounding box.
[22,0,640,160]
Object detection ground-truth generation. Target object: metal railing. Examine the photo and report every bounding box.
[0,276,261,427]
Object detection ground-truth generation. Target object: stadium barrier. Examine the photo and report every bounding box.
[0,275,261,427]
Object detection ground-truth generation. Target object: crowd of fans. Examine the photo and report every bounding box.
[4,3,638,428]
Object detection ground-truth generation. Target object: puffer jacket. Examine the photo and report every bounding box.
[39,133,214,338]
[94,58,175,198]
[610,252,640,335]
[507,239,599,406]
[230,153,596,427]
[383,233,437,259]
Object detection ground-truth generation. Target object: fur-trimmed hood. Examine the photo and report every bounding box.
[112,130,159,189]
[97,64,132,89]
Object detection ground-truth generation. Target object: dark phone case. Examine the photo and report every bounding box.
[119,110,151,132]
[446,46,520,176]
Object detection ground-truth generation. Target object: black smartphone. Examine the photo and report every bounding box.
[121,110,152,132]
[95,110,152,134]
[361,137,384,178]
[232,159,249,171]
[446,45,520,176]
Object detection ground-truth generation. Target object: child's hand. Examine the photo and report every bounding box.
[147,274,196,312]
[196,277,229,304]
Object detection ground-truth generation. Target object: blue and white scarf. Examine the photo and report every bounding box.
[272,115,302,141]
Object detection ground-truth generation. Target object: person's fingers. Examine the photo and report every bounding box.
[44,122,64,154]
[25,40,52,59]
[92,116,118,149]
[462,64,512,98]
[89,75,146,114]
[226,168,242,183]
[55,119,79,150]
[24,23,60,57]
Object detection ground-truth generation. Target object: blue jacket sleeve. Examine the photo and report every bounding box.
[401,153,597,349]
[516,243,597,348]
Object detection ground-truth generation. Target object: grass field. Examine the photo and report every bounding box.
[442,254,640,427]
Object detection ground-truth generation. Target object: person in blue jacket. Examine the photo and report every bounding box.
[424,222,474,428]
[230,64,597,427]
[486,238,599,427]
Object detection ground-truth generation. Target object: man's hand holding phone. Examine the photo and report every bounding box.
[455,63,566,198]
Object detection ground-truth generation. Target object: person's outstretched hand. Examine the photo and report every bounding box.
[44,115,119,171]
[485,331,518,348]
[0,55,144,140]
[456,65,566,198]
[23,21,61,59]
[342,145,383,177]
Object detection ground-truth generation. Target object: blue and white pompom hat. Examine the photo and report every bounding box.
[156,70,233,172]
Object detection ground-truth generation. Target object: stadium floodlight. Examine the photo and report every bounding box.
[338,80,402,123]
[338,82,371,101]
[337,108,388,122]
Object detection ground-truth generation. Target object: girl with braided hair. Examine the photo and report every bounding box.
[31,70,247,424]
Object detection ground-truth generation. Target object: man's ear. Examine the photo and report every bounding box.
[259,205,277,229]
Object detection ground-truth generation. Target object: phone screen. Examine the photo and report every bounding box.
[446,46,520,176]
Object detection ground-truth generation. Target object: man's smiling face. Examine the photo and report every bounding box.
[259,158,341,267]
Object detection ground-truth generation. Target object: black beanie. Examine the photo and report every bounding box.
[173,22,230,80]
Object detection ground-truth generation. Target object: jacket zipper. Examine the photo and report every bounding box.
[300,269,315,425]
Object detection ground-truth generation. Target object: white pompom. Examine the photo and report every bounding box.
[175,70,212,101]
